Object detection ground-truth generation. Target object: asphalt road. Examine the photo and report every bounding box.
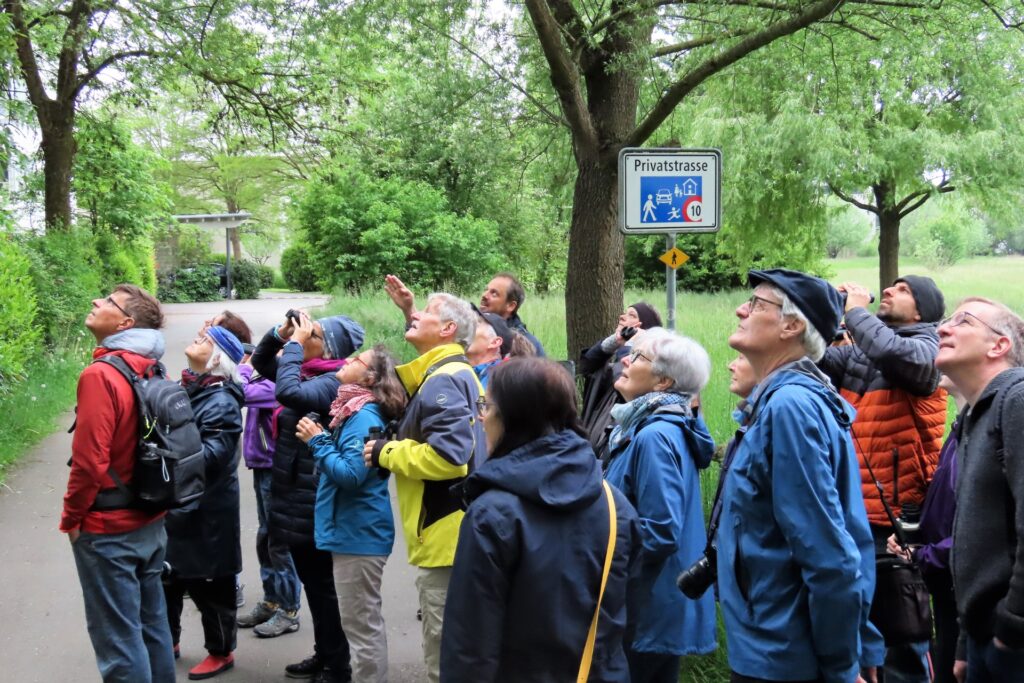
[0,293,427,682]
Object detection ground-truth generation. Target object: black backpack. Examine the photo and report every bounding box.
[89,355,206,512]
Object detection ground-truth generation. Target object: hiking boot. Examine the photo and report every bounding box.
[236,582,245,608]
[255,608,300,638]
[237,600,277,628]
[188,653,234,680]
[285,653,322,679]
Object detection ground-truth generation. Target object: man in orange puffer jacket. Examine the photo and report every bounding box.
[820,274,947,683]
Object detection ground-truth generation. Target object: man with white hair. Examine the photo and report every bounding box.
[935,297,1024,682]
[363,292,486,683]
[717,269,883,683]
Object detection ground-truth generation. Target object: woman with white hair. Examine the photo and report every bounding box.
[163,326,245,680]
[605,327,717,682]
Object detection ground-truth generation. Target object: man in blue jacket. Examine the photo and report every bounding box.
[718,269,883,683]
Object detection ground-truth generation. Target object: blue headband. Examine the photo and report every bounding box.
[207,325,244,364]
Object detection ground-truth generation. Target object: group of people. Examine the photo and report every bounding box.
[60,265,1024,683]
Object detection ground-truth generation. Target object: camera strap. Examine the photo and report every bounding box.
[857,432,911,550]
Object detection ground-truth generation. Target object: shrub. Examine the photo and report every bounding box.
[0,237,42,383]
[280,242,319,292]
[20,227,102,345]
[230,259,263,300]
[158,264,220,303]
[94,231,158,293]
[256,264,275,288]
[625,234,745,292]
[298,168,502,291]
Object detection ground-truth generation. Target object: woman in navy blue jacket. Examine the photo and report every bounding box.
[441,358,640,683]
[296,345,407,683]
[605,328,717,682]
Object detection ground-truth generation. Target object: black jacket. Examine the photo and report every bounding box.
[578,340,628,462]
[441,430,639,682]
[952,367,1024,649]
[251,329,341,547]
[165,378,244,579]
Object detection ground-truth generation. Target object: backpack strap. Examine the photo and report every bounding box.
[408,354,472,401]
[577,481,617,683]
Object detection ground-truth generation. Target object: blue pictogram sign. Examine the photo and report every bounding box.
[639,176,702,223]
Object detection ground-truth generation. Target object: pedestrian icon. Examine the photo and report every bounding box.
[658,247,689,269]
[640,176,702,223]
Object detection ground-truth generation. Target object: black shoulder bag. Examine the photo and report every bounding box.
[862,450,933,646]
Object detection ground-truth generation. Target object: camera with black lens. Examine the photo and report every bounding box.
[365,426,384,444]
[676,547,717,600]
[621,325,638,341]
[304,411,321,425]
[286,309,302,324]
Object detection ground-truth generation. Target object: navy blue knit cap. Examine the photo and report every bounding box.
[747,268,844,342]
[207,325,244,364]
[317,315,365,360]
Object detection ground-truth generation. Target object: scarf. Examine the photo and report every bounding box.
[180,369,225,395]
[328,384,376,429]
[301,357,346,380]
[101,328,165,360]
[608,391,691,452]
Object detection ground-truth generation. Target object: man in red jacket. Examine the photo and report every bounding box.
[61,285,176,683]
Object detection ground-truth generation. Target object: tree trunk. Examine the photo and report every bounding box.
[873,181,900,293]
[40,105,76,231]
[565,160,625,359]
[225,198,243,259]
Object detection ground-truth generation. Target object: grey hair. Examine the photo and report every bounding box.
[637,327,711,394]
[764,284,828,362]
[206,346,241,383]
[960,297,1024,367]
[427,293,477,350]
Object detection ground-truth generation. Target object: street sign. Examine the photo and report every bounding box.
[618,148,721,234]
[659,247,689,269]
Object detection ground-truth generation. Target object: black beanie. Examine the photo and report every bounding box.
[894,275,945,323]
[630,302,662,330]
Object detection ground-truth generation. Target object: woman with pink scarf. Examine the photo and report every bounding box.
[297,344,407,683]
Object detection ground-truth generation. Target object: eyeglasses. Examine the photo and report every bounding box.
[476,397,493,414]
[939,311,1006,337]
[106,296,133,319]
[627,348,653,365]
[744,294,783,313]
[351,355,370,370]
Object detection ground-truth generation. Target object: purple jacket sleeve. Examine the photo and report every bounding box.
[915,536,952,574]
[239,365,278,409]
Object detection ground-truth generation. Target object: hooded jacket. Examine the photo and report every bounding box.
[251,329,341,547]
[819,308,946,526]
[717,361,883,683]
[952,367,1024,650]
[604,405,717,656]
[374,343,486,567]
[61,347,166,534]
[165,377,244,579]
[309,403,395,557]
[441,430,640,683]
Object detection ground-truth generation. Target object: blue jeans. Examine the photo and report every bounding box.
[254,468,301,610]
[71,519,175,683]
[967,636,1024,683]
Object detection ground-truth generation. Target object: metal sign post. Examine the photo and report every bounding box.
[619,148,721,331]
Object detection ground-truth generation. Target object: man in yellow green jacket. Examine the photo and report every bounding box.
[364,292,485,683]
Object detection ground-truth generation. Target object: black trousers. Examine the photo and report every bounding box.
[164,574,237,656]
[625,644,680,683]
[731,674,824,683]
[930,574,959,683]
[289,541,351,677]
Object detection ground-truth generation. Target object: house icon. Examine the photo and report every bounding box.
[681,178,698,196]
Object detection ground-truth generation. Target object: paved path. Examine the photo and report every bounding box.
[0,294,427,682]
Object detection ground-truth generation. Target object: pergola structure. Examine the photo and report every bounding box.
[174,212,252,299]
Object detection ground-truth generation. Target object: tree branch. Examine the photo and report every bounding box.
[74,50,155,98]
[56,0,92,102]
[895,181,956,218]
[829,182,880,214]
[3,0,53,111]
[626,0,848,148]
[654,29,753,57]
[524,0,600,154]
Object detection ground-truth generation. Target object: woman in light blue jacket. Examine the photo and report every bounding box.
[296,344,407,683]
[604,327,717,683]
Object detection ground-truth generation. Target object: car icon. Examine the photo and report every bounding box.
[655,189,672,204]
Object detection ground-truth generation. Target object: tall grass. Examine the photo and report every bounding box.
[0,336,89,484]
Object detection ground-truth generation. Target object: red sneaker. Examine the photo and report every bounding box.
[188,653,234,680]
